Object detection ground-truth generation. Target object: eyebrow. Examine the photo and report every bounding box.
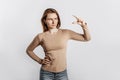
[47,17,58,19]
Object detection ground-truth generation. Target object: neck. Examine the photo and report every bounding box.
[49,28,58,34]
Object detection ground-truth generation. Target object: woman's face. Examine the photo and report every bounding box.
[45,13,58,29]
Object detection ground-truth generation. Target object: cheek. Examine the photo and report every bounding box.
[56,20,58,23]
[46,21,52,25]
[55,20,58,24]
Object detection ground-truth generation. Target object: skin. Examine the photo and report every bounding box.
[26,11,91,66]
[40,13,90,65]
[45,13,58,29]
[41,13,59,65]
[26,9,91,68]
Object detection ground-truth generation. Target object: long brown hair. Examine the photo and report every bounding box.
[41,8,61,32]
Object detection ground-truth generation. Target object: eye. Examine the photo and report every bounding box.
[55,18,58,20]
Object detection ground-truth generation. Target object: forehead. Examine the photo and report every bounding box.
[46,13,58,18]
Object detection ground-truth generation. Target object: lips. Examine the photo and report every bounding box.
[52,24,56,26]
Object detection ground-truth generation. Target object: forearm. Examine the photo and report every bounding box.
[82,24,91,41]
[26,50,42,64]
[72,16,91,41]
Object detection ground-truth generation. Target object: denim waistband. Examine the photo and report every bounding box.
[40,68,67,74]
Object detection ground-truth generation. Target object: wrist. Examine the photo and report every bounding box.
[38,59,43,64]
[82,27,88,30]
[82,26,88,30]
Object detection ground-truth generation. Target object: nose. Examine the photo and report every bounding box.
[52,20,55,24]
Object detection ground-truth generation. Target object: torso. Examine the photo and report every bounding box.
[39,29,69,72]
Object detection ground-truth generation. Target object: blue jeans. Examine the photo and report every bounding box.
[40,68,69,80]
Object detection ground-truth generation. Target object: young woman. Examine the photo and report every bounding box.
[26,8,91,80]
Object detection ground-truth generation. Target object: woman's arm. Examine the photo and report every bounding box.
[26,34,43,64]
[80,23,91,41]
[67,16,91,41]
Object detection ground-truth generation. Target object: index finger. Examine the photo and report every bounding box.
[72,15,79,20]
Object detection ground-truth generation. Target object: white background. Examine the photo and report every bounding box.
[0,0,120,80]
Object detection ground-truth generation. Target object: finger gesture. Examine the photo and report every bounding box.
[72,15,87,27]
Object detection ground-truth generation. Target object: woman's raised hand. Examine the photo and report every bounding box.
[72,15,87,27]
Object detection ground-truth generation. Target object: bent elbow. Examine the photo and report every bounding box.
[86,37,91,41]
[26,48,32,55]
[26,49,29,54]
[84,37,91,42]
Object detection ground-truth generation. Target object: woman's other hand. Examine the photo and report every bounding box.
[72,15,87,27]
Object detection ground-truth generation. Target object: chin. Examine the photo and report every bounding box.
[50,26,57,28]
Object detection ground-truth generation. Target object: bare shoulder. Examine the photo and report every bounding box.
[60,28,71,33]
[36,32,44,40]
[37,32,44,36]
[60,28,74,34]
